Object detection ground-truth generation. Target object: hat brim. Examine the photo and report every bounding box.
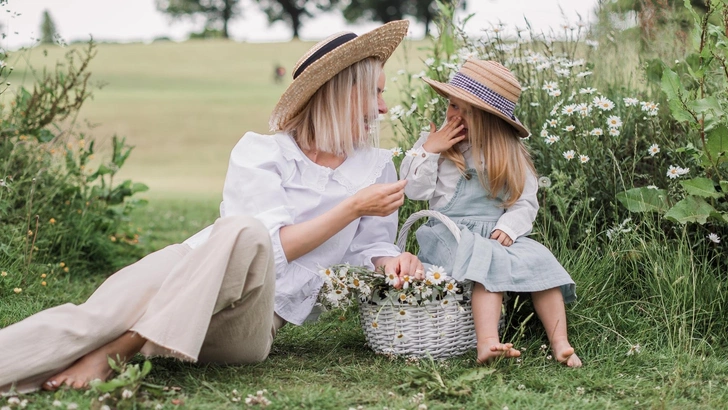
[422,77,531,138]
[269,20,409,131]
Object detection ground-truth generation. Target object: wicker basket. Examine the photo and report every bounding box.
[359,210,478,359]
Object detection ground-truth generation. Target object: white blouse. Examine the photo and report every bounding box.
[399,133,539,241]
[184,132,401,325]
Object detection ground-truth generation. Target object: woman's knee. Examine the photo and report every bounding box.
[217,215,271,249]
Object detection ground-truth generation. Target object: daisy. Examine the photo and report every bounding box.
[542,81,558,91]
[590,128,604,136]
[626,344,642,356]
[318,267,335,283]
[562,104,577,116]
[606,116,622,128]
[385,272,399,286]
[548,89,562,97]
[390,147,402,157]
[579,154,590,163]
[547,119,558,127]
[648,144,660,157]
[563,125,576,132]
[666,165,689,179]
[563,150,576,160]
[623,97,639,106]
[575,103,590,116]
[554,68,571,77]
[579,87,596,94]
[707,233,721,244]
[426,265,448,285]
[444,281,460,294]
[540,129,549,137]
[593,96,615,111]
[397,309,408,319]
[545,135,560,145]
[608,128,620,136]
[530,102,540,106]
[404,149,420,158]
[576,71,593,78]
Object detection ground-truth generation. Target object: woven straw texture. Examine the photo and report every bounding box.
[269,20,409,131]
[423,59,530,138]
[359,210,509,359]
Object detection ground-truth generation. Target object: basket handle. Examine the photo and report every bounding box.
[396,210,461,252]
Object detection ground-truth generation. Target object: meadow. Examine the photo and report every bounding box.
[2,4,728,409]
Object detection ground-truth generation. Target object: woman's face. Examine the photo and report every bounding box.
[363,71,388,133]
[446,98,469,137]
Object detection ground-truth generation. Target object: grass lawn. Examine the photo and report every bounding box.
[3,196,728,409]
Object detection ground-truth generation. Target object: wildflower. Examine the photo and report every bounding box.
[563,125,575,132]
[586,39,599,48]
[666,165,689,179]
[575,103,590,116]
[101,406,111,410]
[608,128,620,136]
[121,389,133,399]
[424,57,435,66]
[593,96,615,111]
[648,144,660,157]
[579,155,590,164]
[530,102,540,106]
[1,271,6,277]
[576,71,593,78]
[550,100,564,116]
[517,384,526,390]
[547,89,562,97]
[7,398,19,405]
[397,309,408,319]
[67,404,79,410]
[547,119,558,127]
[626,344,642,356]
[538,176,552,188]
[542,81,558,91]
[546,355,553,360]
[60,262,65,268]
[371,321,378,328]
[404,149,420,158]
[606,116,622,128]
[554,68,571,77]
[245,390,272,406]
[52,401,63,407]
[707,233,721,244]
[400,274,413,289]
[561,104,577,116]
[640,101,658,112]
[41,281,47,286]
[49,217,57,225]
[318,267,335,283]
[64,267,70,273]
[576,387,585,394]
[545,135,560,145]
[579,87,596,94]
[563,150,576,160]
[540,129,549,137]
[623,97,639,106]
[389,105,405,120]
[13,288,21,294]
[397,69,406,76]
[426,266,447,285]
[444,281,460,294]
[589,128,603,136]
[0,179,6,187]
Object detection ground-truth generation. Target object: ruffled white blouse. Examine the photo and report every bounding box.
[399,132,539,241]
[184,132,401,325]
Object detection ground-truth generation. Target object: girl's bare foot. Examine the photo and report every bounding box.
[552,340,582,368]
[42,331,146,390]
[477,337,521,364]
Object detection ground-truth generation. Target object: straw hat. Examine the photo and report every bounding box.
[269,20,409,131]
[423,60,530,138]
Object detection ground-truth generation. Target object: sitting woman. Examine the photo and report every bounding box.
[0,20,422,393]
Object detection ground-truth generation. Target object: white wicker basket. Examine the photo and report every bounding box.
[359,210,478,359]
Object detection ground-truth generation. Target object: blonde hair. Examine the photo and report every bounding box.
[281,57,381,157]
[442,103,536,208]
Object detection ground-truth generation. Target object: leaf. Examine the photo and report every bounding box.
[455,367,495,383]
[690,96,722,115]
[36,129,54,143]
[705,124,728,163]
[664,196,716,224]
[720,181,728,193]
[661,68,694,123]
[131,182,149,194]
[680,177,723,199]
[141,360,153,378]
[617,188,670,213]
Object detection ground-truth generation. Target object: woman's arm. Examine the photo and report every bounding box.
[491,170,539,245]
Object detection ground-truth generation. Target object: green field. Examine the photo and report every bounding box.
[12,39,428,197]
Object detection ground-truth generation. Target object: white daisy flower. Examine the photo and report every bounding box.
[626,344,642,356]
[530,102,540,106]
[405,149,420,157]
[318,267,335,283]
[623,97,639,106]
[606,116,622,128]
[545,135,560,145]
[547,119,558,127]
[396,308,408,319]
[707,233,721,244]
[609,128,620,136]
[666,165,689,179]
[562,104,577,116]
[555,68,571,77]
[640,101,659,112]
[586,39,599,48]
[540,129,549,137]
[590,128,604,136]
[576,71,593,78]
[390,147,403,157]
[648,144,660,156]
[579,87,596,94]
[424,57,435,66]
[548,89,562,97]
[563,125,576,132]
[426,265,448,285]
[563,150,576,160]
[385,272,399,286]
[579,154,590,163]
[542,81,558,91]
[593,96,615,111]
[575,103,590,116]
[397,69,407,76]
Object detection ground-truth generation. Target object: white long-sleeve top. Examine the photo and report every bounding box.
[399,132,539,241]
[184,132,401,325]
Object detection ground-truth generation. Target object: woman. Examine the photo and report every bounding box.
[0,20,421,393]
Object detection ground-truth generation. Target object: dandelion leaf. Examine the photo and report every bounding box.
[616,187,670,213]
[665,196,716,224]
[680,177,723,198]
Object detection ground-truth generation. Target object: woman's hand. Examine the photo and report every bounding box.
[422,117,466,154]
[348,180,407,218]
[373,252,424,288]
[490,229,513,247]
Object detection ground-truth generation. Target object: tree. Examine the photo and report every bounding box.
[156,0,241,39]
[40,9,57,44]
[601,0,710,40]
[341,0,466,36]
[253,0,339,39]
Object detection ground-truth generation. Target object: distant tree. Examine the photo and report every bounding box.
[253,0,340,39]
[156,0,241,39]
[40,9,57,44]
[341,0,465,35]
[601,0,709,39]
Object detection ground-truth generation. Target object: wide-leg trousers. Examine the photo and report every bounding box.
[0,215,283,394]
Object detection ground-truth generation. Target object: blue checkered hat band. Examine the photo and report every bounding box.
[449,73,516,119]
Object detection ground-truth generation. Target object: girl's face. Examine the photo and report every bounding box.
[446,98,469,137]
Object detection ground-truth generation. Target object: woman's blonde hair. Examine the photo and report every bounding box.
[441,102,536,208]
[281,57,381,156]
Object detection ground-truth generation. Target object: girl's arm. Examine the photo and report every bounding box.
[492,170,539,243]
[399,133,439,200]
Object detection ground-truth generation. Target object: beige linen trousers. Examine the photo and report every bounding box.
[0,215,284,394]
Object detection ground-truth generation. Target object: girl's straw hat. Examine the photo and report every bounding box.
[269,20,409,131]
[423,59,530,138]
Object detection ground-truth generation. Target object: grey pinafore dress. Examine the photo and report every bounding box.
[415,169,576,302]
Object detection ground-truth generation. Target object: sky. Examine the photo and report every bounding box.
[3,0,599,50]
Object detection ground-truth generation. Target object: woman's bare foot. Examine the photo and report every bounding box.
[552,340,582,368]
[477,337,522,364]
[42,331,146,390]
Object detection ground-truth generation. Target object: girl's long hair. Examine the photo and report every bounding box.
[281,57,381,156]
[441,104,535,208]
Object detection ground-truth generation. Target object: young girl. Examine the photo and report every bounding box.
[400,59,581,367]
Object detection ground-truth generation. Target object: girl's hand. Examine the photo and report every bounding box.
[422,117,467,154]
[348,180,407,218]
[490,229,513,247]
[374,252,424,288]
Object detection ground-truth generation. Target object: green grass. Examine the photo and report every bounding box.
[2,196,727,409]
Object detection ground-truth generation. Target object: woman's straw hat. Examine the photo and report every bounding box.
[423,59,530,138]
[269,20,409,132]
